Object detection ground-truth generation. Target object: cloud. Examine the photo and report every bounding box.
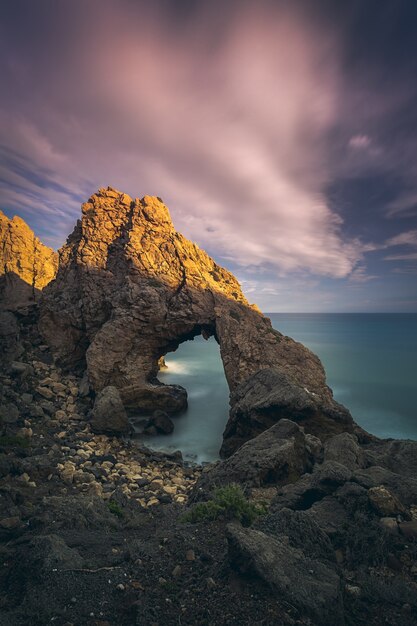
[386,230,417,247]
[383,229,417,261]
[0,0,373,280]
[348,134,372,150]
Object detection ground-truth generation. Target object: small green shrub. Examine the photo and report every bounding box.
[181,484,266,527]
[0,435,30,448]
[107,500,123,518]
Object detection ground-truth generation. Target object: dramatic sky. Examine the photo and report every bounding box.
[1,0,417,312]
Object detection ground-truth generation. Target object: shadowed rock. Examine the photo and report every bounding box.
[0,211,57,309]
[227,523,344,625]
[39,187,353,454]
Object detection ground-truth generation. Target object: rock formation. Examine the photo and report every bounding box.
[40,187,353,455]
[0,210,58,309]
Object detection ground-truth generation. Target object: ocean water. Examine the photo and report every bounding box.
[142,313,417,462]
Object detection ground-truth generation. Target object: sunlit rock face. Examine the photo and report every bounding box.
[0,210,58,309]
[40,187,353,455]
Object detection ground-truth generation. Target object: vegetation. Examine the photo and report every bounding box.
[181,484,266,527]
[107,500,124,518]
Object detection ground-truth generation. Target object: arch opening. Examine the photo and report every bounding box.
[134,333,229,463]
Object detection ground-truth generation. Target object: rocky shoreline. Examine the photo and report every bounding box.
[1,190,417,625]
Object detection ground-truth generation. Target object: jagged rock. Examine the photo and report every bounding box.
[323,432,365,470]
[227,524,344,625]
[145,410,174,434]
[363,439,417,479]
[90,386,131,435]
[0,210,57,309]
[193,419,312,497]
[221,368,353,457]
[255,507,336,563]
[39,187,353,452]
[352,466,417,507]
[271,461,352,511]
[368,486,410,519]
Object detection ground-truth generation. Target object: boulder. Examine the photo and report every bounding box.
[352,466,417,507]
[271,461,352,511]
[221,368,353,457]
[255,507,335,563]
[368,486,410,519]
[193,419,312,497]
[145,410,174,434]
[90,386,131,435]
[323,432,364,470]
[227,524,344,625]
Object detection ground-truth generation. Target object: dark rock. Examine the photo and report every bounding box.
[255,507,336,563]
[363,439,417,479]
[0,402,19,424]
[145,410,174,434]
[271,461,352,511]
[221,368,353,457]
[26,534,84,573]
[227,523,344,625]
[121,383,187,416]
[194,420,312,497]
[353,466,417,507]
[323,432,364,470]
[368,486,410,519]
[90,386,132,435]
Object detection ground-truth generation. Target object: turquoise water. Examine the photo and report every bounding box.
[143,313,417,462]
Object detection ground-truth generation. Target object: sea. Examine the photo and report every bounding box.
[142,313,417,463]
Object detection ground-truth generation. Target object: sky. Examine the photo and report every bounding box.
[1,0,417,312]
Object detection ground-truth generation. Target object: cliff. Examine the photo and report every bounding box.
[0,210,58,309]
[40,187,353,456]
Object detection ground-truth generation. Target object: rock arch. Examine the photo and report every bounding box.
[40,188,353,456]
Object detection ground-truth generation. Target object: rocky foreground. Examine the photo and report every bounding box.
[1,190,417,625]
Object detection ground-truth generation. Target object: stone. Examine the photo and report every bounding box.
[10,361,34,377]
[36,386,54,400]
[227,524,344,625]
[145,410,174,434]
[368,485,409,518]
[353,466,417,507]
[39,187,353,453]
[0,402,19,424]
[271,461,352,511]
[222,369,353,457]
[90,386,131,435]
[0,210,57,309]
[323,432,364,470]
[0,516,21,529]
[256,507,335,563]
[194,420,312,497]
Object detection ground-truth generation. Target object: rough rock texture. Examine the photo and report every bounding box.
[193,419,312,496]
[0,210,58,309]
[40,187,353,455]
[227,523,344,625]
[90,385,131,435]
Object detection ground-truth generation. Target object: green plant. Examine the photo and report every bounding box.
[181,484,266,527]
[0,435,30,448]
[107,500,123,518]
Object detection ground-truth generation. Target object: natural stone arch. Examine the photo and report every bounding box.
[40,188,354,456]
